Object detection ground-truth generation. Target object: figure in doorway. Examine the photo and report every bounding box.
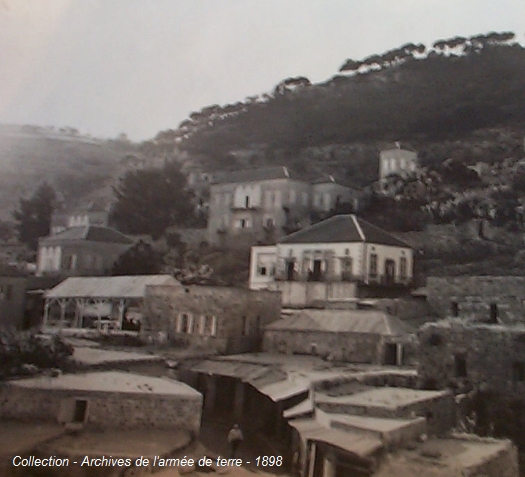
[227,424,244,458]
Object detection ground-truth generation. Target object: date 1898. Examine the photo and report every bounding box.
[255,456,282,466]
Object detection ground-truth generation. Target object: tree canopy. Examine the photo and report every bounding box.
[12,182,56,251]
[111,160,195,239]
[110,240,164,275]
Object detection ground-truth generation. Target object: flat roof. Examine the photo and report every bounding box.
[374,435,513,477]
[317,387,450,411]
[289,418,382,458]
[7,371,201,397]
[72,347,163,366]
[327,412,426,433]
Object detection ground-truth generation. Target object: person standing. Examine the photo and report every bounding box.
[227,424,244,458]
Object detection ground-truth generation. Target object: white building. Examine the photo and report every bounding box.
[379,146,418,181]
[249,214,414,307]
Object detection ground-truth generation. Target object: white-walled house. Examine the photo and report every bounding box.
[249,214,414,307]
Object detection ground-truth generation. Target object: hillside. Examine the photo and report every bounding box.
[0,125,137,221]
[138,32,525,189]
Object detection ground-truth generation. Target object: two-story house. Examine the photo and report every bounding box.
[249,214,414,307]
[208,166,312,247]
[207,166,360,247]
[379,145,418,181]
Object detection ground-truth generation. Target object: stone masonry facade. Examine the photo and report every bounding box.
[144,285,281,354]
[0,386,202,434]
[426,276,525,324]
[418,320,525,396]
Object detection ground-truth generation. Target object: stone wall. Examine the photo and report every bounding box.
[426,277,525,324]
[0,385,202,434]
[263,329,384,364]
[418,320,525,395]
[144,285,281,353]
[316,391,455,436]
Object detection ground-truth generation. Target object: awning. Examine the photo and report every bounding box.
[289,419,383,459]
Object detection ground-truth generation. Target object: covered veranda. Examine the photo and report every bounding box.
[42,275,179,331]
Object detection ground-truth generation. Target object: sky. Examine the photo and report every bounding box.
[0,0,524,141]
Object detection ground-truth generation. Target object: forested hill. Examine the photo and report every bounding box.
[141,32,525,183]
[0,125,137,221]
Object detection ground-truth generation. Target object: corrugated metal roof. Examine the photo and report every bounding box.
[190,359,308,402]
[266,309,413,335]
[45,275,179,299]
[289,419,383,458]
[280,214,411,247]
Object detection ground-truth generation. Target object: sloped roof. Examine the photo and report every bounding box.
[212,166,303,184]
[266,309,413,336]
[45,274,179,299]
[280,214,411,247]
[40,226,133,245]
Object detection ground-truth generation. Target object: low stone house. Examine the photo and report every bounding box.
[263,309,415,365]
[144,285,282,354]
[0,371,202,434]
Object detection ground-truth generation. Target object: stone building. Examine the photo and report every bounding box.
[418,319,525,395]
[185,353,517,477]
[207,166,360,247]
[426,276,525,324]
[36,225,134,277]
[0,371,202,434]
[263,309,415,365]
[144,285,282,354]
[379,145,418,181]
[249,214,414,307]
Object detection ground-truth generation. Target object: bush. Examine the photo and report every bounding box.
[0,330,73,379]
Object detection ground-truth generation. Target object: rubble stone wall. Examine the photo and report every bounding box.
[426,277,525,324]
[0,385,202,433]
[263,329,381,363]
[418,321,525,395]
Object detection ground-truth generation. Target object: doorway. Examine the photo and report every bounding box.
[312,260,322,281]
[286,261,295,281]
[385,259,396,285]
[73,399,88,423]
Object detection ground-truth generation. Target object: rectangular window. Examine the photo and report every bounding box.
[400,257,407,279]
[258,266,267,276]
[242,316,249,336]
[5,285,13,301]
[512,362,525,383]
[289,189,296,204]
[454,353,467,378]
[236,219,251,229]
[178,313,188,333]
[369,253,378,277]
[302,192,308,206]
[490,303,499,323]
